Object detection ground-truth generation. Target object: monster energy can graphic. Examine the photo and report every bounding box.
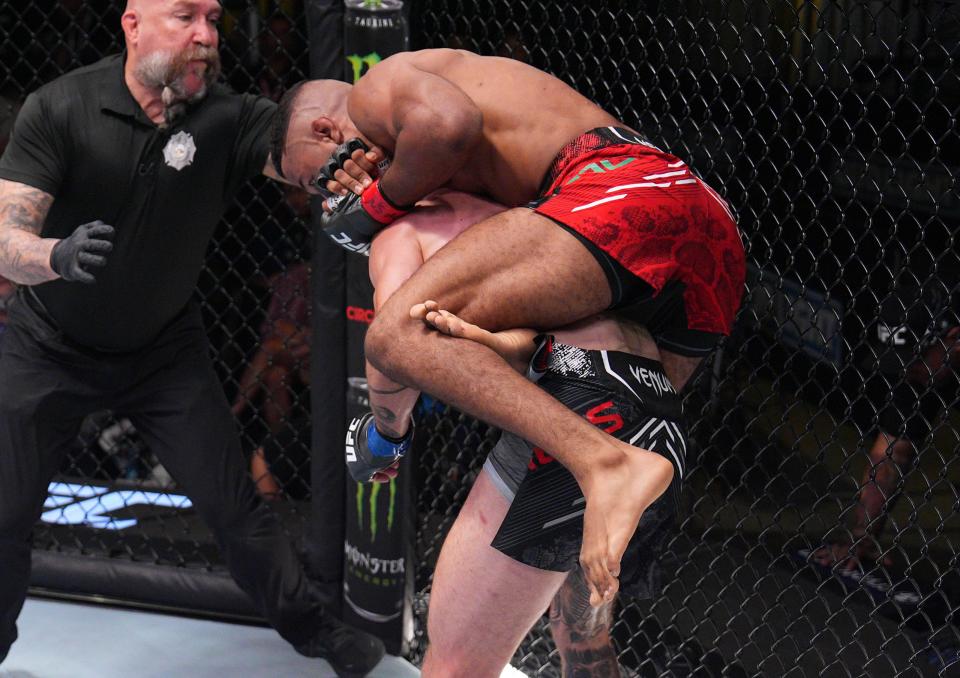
[343,0,408,83]
[341,0,412,652]
[343,453,413,654]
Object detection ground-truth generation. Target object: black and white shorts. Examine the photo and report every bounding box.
[484,339,685,599]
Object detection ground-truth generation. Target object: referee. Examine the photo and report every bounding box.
[0,1,383,675]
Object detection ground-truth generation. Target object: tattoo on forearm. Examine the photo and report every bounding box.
[0,182,51,234]
[0,181,56,284]
[369,384,411,395]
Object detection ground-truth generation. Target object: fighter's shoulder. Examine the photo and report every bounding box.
[362,48,465,83]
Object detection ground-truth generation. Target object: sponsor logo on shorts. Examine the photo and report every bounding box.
[629,365,676,396]
[585,400,624,433]
[565,157,638,185]
[527,446,555,471]
[527,401,623,471]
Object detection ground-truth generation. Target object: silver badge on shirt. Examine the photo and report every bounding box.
[162,131,196,171]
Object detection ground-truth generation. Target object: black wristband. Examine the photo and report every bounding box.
[376,178,415,211]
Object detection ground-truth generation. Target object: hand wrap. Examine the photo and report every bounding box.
[345,411,413,483]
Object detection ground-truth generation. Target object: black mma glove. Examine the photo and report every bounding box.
[345,411,413,483]
[316,137,372,188]
[49,220,115,284]
[321,179,412,255]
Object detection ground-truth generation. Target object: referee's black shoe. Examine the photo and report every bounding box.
[295,614,385,677]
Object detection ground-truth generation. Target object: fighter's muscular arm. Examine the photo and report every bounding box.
[0,179,58,285]
[348,58,483,207]
[365,222,427,439]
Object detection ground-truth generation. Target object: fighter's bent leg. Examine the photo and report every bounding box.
[549,568,619,678]
[422,469,568,677]
[367,209,674,603]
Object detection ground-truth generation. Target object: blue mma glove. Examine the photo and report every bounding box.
[345,411,414,482]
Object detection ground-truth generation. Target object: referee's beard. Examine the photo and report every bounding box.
[135,45,221,125]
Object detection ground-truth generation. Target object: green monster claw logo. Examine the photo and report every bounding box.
[346,52,382,83]
[356,477,397,541]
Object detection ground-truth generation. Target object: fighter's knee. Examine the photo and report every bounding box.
[365,308,413,375]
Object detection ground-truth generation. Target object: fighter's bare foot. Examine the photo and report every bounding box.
[411,300,537,373]
[579,442,674,606]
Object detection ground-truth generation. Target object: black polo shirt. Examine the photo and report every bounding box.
[0,54,276,350]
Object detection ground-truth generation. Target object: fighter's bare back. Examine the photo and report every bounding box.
[347,49,625,208]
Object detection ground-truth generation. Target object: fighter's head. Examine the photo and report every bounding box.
[122,0,223,121]
[270,79,359,192]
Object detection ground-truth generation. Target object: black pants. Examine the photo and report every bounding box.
[0,289,326,659]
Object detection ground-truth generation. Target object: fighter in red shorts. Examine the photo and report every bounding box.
[271,48,745,645]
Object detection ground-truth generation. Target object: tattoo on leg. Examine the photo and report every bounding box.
[372,405,408,438]
[550,567,620,678]
[373,405,397,424]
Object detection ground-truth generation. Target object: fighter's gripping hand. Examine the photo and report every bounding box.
[317,137,387,199]
[49,220,115,284]
[345,411,413,483]
[320,179,411,255]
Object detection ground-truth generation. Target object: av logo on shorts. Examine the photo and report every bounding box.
[162,131,196,171]
[565,157,637,185]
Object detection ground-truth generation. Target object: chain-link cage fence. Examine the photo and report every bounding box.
[407,1,960,676]
[3,0,960,675]
[1,0,314,601]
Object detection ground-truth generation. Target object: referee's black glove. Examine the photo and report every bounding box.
[50,220,115,284]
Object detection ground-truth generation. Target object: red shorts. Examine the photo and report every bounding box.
[531,127,745,353]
